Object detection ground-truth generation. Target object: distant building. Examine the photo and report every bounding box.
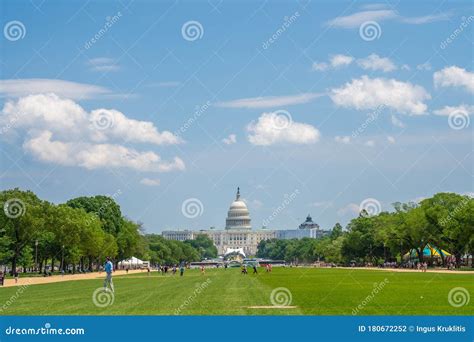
[162,230,195,241]
[162,189,329,256]
[299,214,320,230]
[275,215,328,240]
[201,188,275,255]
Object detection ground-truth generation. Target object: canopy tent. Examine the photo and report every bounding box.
[118,256,148,268]
[404,244,452,259]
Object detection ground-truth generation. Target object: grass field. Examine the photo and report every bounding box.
[0,268,472,315]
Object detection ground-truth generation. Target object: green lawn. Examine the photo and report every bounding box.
[0,268,472,315]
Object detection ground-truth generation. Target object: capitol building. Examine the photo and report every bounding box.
[162,187,329,257]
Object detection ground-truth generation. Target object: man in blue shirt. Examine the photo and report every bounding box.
[104,257,114,292]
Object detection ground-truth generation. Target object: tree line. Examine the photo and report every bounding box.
[0,188,216,274]
[257,193,474,267]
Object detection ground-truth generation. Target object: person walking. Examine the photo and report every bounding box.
[180,265,185,277]
[103,257,114,293]
[253,265,258,274]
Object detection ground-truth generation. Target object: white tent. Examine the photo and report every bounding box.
[224,247,246,258]
[118,256,148,269]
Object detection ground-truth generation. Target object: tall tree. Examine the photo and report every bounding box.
[0,189,46,273]
[184,234,218,259]
[66,195,123,236]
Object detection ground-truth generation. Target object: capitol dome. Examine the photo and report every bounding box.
[225,187,251,230]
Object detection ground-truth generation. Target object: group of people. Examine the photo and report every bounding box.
[240,264,258,274]
[417,262,428,272]
[157,264,186,276]
[101,258,276,294]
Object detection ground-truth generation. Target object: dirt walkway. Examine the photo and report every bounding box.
[338,267,474,274]
[1,269,148,288]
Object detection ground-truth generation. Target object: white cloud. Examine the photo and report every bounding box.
[215,93,323,109]
[330,54,354,68]
[433,104,474,116]
[387,136,396,144]
[312,54,353,72]
[247,112,320,146]
[327,9,450,28]
[222,134,237,145]
[88,57,120,72]
[0,79,111,99]
[312,62,328,71]
[416,62,432,71]
[1,93,184,172]
[327,10,397,28]
[1,93,181,145]
[357,54,397,72]
[401,13,451,24]
[90,108,181,145]
[337,203,360,216]
[330,76,431,115]
[401,64,411,71]
[391,114,405,128]
[23,131,185,172]
[140,178,161,186]
[311,201,333,208]
[433,66,474,94]
[335,135,351,144]
[365,140,375,147]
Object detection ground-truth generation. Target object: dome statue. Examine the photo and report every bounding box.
[225,187,251,230]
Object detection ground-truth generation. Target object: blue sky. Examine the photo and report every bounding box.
[0,0,472,233]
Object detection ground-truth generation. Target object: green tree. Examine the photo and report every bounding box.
[184,234,217,259]
[330,223,343,240]
[421,193,474,266]
[117,219,142,263]
[67,195,123,236]
[0,189,46,273]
